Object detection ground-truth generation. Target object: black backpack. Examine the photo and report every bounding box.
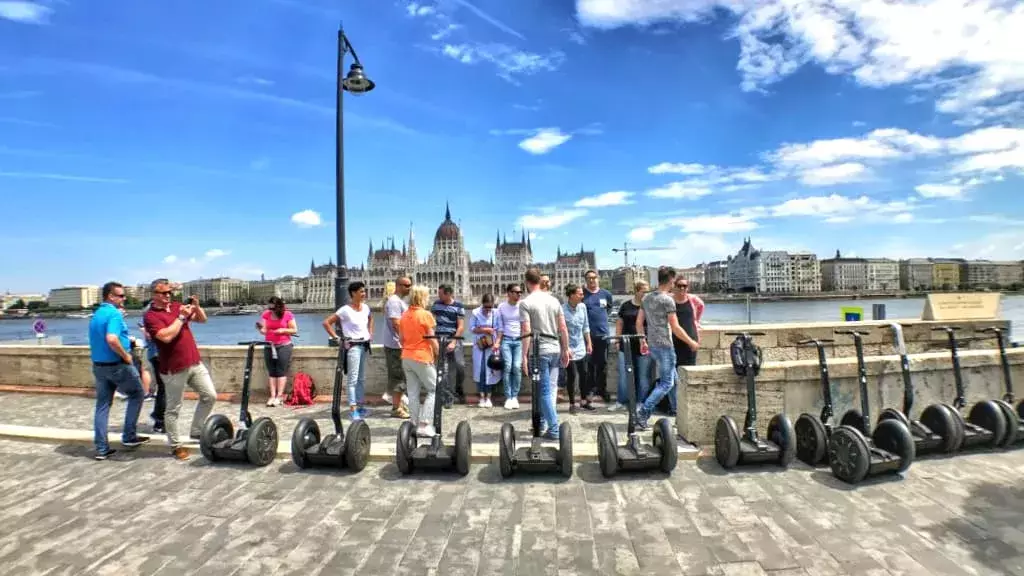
[730,336,762,377]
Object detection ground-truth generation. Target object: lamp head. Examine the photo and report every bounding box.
[341,63,375,94]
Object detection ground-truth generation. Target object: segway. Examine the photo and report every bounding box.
[713,332,796,469]
[395,335,472,476]
[199,341,279,466]
[498,331,573,478]
[290,336,372,471]
[975,326,1023,445]
[930,326,1008,450]
[876,323,961,454]
[793,338,838,465]
[597,334,677,477]
[826,329,914,484]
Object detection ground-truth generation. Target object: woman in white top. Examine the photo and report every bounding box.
[469,294,503,408]
[322,281,374,421]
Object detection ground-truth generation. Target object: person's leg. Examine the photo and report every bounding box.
[563,359,576,408]
[278,344,294,405]
[639,347,677,427]
[418,361,438,435]
[161,369,189,448]
[188,363,218,438]
[634,353,652,405]
[346,346,363,419]
[113,364,147,444]
[356,345,368,410]
[92,366,116,456]
[402,359,422,426]
[263,345,277,405]
[590,338,609,401]
[509,340,522,401]
[150,357,166,430]
[538,354,560,438]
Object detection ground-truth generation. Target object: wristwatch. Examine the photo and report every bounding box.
[178,314,188,322]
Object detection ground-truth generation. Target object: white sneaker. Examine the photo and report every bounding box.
[607,403,623,412]
[504,398,514,409]
[416,424,436,438]
[483,398,492,408]
[115,391,127,400]
[382,392,393,406]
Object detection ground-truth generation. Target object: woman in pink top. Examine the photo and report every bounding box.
[256,297,298,406]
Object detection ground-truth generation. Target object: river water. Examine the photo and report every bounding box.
[3,295,1021,346]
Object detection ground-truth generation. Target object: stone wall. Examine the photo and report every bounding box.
[676,347,1024,445]
[0,318,1009,399]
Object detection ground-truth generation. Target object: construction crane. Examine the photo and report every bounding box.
[611,242,673,268]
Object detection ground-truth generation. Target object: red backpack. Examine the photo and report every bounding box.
[286,372,317,406]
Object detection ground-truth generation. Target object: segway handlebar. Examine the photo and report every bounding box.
[931,326,959,333]
[797,338,834,346]
[834,329,871,336]
[604,334,646,343]
[724,331,766,337]
[976,327,1003,335]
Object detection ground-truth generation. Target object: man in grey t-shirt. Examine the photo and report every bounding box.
[383,276,411,418]
[519,267,570,440]
[636,266,699,429]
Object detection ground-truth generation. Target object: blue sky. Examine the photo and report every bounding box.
[1,0,1022,293]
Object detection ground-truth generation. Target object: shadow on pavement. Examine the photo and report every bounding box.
[575,462,671,484]
[474,462,571,485]
[376,461,469,483]
[52,443,168,461]
[928,481,1024,574]
[695,457,793,477]
[807,469,905,490]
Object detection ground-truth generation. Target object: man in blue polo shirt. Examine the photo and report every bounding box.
[88,281,149,460]
[582,269,614,404]
[431,284,466,406]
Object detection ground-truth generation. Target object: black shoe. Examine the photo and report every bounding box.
[95,448,117,460]
[581,403,597,411]
[153,425,165,433]
[569,405,578,415]
[122,436,151,448]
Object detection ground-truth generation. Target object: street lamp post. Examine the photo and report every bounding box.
[334,25,376,311]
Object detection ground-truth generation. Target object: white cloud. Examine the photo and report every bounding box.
[431,23,461,40]
[646,182,712,199]
[915,183,963,198]
[162,255,178,264]
[628,227,656,242]
[439,43,565,83]
[771,194,872,217]
[574,191,634,207]
[406,2,435,17]
[291,209,323,228]
[798,162,870,187]
[892,212,914,224]
[518,128,572,155]
[576,0,1024,123]
[518,209,588,229]
[0,1,52,24]
[236,75,274,87]
[205,249,229,259]
[648,162,710,175]
[669,214,759,234]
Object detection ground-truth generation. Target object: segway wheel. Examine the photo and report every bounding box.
[828,427,871,484]
[839,409,867,435]
[653,418,678,474]
[872,418,915,474]
[878,408,910,429]
[290,417,320,469]
[558,422,573,478]
[499,423,515,478]
[968,400,1008,447]
[713,415,741,469]
[245,417,279,467]
[920,404,959,453]
[945,403,967,451]
[993,400,1019,447]
[395,421,415,475]
[794,413,827,466]
[767,413,796,467]
[454,421,471,476]
[200,414,233,462]
[1017,399,1024,421]
[597,422,618,478]
[344,420,371,472]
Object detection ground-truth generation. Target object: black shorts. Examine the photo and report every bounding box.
[263,343,293,378]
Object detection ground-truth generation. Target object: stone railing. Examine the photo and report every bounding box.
[0,318,1009,399]
[677,347,1024,445]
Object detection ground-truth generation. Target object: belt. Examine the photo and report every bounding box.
[503,335,521,341]
[93,361,123,367]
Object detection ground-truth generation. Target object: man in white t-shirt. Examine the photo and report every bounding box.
[322,281,374,421]
[519,267,571,440]
[382,276,411,418]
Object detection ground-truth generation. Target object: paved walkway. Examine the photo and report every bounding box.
[2,392,1024,575]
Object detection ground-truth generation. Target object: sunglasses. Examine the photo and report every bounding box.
[154,290,173,295]
[675,284,689,289]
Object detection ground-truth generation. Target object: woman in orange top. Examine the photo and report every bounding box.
[400,285,440,438]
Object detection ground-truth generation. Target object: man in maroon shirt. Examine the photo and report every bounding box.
[143,278,217,460]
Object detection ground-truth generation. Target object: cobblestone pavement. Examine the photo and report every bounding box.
[0,391,681,449]
[3,396,1024,575]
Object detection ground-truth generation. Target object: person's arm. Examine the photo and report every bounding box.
[386,299,402,342]
[520,315,531,373]
[582,306,592,355]
[367,311,374,340]
[283,317,298,335]
[151,305,192,343]
[636,307,648,354]
[190,298,208,323]
[557,308,571,367]
[604,290,614,313]
[106,315,133,364]
[669,313,698,349]
[425,316,439,359]
[492,307,503,349]
[454,305,465,338]
[322,310,342,340]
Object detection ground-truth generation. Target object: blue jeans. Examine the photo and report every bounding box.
[346,345,367,407]
[639,346,677,423]
[92,363,145,452]
[501,339,523,399]
[617,349,651,407]
[538,353,561,437]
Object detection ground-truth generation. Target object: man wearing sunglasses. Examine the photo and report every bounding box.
[143,278,216,460]
[88,281,150,460]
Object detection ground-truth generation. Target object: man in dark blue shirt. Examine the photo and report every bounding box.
[88,281,149,459]
[431,284,466,405]
[582,270,614,403]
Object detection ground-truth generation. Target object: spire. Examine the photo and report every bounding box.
[368,238,373,255]
[557,245,561,258]
[521,229,526,244]
[503,232,507,244]
[496,230,501,246]
[409,222,415,241]
[389,236,395,250]
[310,258,315,274]
[445,201,451,221]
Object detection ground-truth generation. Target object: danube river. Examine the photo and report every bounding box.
[2,295,1022,346]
